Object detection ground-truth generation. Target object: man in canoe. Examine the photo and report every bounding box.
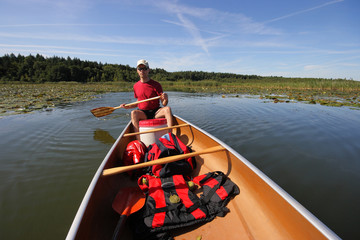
[120,59,173,133]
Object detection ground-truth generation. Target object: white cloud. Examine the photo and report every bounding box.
[176,13,209,54]
[304,65,323,71]
[158,53,207,71]
[0,31,189,46]
[152,0,282,54]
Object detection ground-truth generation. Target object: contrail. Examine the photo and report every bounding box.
[264,0,344,24]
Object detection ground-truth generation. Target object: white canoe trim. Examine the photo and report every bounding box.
[66,120,132,240]
[176,115,340,240]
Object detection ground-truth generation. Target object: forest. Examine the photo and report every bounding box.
[0,53,272,83]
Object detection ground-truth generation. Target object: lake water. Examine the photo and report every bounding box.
[0,92,359,239]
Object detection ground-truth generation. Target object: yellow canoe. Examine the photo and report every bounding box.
[66,115,340,239]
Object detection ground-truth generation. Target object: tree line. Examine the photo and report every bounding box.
[0,54,261,83]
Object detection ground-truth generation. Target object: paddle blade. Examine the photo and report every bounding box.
[91,107,115,117]
[112,187,145,216]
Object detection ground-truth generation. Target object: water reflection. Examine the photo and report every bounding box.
[0,92,359,240]
[93,129,116,145]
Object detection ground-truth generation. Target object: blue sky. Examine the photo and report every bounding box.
[1,0,359,80]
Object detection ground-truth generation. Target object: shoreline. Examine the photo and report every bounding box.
[1,82,359,116]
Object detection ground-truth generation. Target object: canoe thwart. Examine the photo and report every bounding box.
[123,123,190,137]
[102,145,226,177]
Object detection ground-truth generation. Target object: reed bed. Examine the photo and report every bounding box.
[1,79,359,116]
[159,78,360,93]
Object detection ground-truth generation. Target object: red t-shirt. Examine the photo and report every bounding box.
[133,79,163,110]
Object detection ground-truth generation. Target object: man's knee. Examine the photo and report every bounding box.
[131,110,144,121]
[131,109,140,116]
[162,106,172,116]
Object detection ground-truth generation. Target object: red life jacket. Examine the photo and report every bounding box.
[132,171,239,239]
[137,174,209,230]
[193,171,240,217]
[145,132,196,177]
[129,134,240,239]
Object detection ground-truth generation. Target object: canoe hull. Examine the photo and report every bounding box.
[67,115,339,240]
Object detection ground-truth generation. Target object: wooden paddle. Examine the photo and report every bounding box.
[103,145,226,176]
[91,96,161,117]
[111,187,145,240]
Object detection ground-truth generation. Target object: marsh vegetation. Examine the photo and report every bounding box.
[1,54,359,116]
[1,79,359,116]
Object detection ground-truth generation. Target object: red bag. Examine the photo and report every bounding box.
[145,133,196,177]
[123,140,147,176]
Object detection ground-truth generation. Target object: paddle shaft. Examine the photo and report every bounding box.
[111,188,145,240]
[114,95,161,110]
[91,95,162,117]
[112,215,126,240]
[102,145,226,176]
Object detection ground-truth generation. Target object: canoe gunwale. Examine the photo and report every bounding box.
[66,115,340,240]
[66,120,132,240]
[175,115,340,240]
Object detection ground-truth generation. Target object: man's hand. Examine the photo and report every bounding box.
[161,93,168,106]
[120,103,134,109]
[161,93,168,101]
